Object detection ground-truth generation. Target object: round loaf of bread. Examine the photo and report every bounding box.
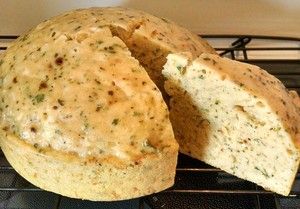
[0,7,189,201]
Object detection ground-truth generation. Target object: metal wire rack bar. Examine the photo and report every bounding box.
[1,187,297,196]
[215,47,300,51]
[163,190,298,195]
[53,196,62,209]
[0,188,42,192]
[0,166,14,170]
[201,34,300,41]
[0,35,19,39]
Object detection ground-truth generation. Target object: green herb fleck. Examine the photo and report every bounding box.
[270,127,281,132]
[112,118,119,126]
[74,25,82,31]
[80,111,84,117]
[64,34,73,41]
[84,122,89,130]
[55,129,62,135]
[199,75,205,79]
[133,112,142,116]
[0,60,4,66]
[215,100,220,105]
[254,166,270,178]
[20,34,29,42]
[33,94,45,104]
[104,46,116,54]
[176,65,182,71]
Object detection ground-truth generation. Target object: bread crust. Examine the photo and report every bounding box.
[0,132,177,201]
[0,7,181,200]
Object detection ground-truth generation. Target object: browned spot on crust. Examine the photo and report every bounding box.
[55,57,63,66]
[12,77,18,83]
[39,81,48,90]
[30,126,37,133]
[57,99,65,106]
[108,90,114,96]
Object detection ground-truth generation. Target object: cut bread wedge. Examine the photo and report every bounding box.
[163,52,300,196]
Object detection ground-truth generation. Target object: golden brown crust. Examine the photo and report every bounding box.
[289,90,300,113]
[288,90,300,147]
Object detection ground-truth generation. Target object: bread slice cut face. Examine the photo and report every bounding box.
[163,53,300,196]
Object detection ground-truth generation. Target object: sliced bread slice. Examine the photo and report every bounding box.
[163,52,300,196]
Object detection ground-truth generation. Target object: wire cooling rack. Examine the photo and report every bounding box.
[0,35,300,209]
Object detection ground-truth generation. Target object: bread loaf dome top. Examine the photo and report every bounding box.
[44,7,214,92]
[66,7,215,56]
[0,8,178,166]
